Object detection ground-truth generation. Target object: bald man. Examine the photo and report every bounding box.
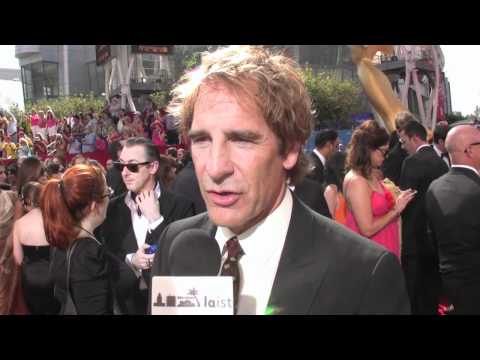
[426,123,480,314]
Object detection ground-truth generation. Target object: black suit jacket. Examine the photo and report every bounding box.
[399,146,449,257]
[306,152,326,186]
[171,161,206,215]
[294,177,331,218]
[382,135,408,186]
[151,193,410,314]
[426,167,480,284]
[99,188,195,314]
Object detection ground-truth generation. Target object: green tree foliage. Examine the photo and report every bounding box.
[150,90,171,109]
[7,93,105,133]
[301,66,365,129]
[173,46,209,80]
[23,93,105,119]
[446,111,467,124]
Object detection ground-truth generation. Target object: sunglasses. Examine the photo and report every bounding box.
[113,161,151,173]
[464,141,480,153]
[376,147,389,156]
[102,187,115,199]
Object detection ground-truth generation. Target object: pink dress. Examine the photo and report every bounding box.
[346,183,400,259]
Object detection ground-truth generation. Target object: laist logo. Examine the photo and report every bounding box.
[153,288,233,309]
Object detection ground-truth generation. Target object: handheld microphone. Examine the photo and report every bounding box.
[168,229,221,276]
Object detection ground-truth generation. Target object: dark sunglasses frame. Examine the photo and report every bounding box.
[113,161,151,173]
[102,187,115,199]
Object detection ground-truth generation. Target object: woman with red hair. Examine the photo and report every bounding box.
[41,164,114,314]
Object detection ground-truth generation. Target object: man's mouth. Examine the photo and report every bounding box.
[206,191,241,207]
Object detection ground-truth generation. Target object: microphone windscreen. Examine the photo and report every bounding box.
[168,229,221,276]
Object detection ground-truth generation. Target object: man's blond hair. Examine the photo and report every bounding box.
[168,45,314,185]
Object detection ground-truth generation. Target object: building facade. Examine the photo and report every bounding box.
[15,45,104,103]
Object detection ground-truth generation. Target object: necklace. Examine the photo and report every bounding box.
[76,225,102,246]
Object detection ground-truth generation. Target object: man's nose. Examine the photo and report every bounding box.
[205,143,234,183]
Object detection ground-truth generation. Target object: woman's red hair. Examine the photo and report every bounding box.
[40,164,105,249]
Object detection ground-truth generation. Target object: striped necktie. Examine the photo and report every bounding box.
[220,236,244,314]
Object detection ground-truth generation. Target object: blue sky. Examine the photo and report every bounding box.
[0,45,479,115]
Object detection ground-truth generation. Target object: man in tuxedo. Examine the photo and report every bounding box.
[307,129,339,186]
[431,122,451,168]
[171,151,207,215]
[150,45,409,315]
[382,111,412,186]
[100,137,194,314]
[106,140,127,197]
[426,123,480,314]
[398,120,449,314]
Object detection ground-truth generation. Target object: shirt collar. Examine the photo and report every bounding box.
[124,181,162,211]
[451,165,480,177]
[416,144,431,153]
[313,148,326,166]
[432,144,442,157]
[215,188,293,261]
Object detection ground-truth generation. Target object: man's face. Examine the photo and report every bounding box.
[399,130,417,155]
[119,145,157,193]
[465,128,480,170]
[190,85,299,234]
[328,138,340,157]
[177,149,185,160]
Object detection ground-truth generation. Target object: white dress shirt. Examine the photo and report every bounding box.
[451,165,480,177]
[215,189,293,315]
[432,144,450,167]
[313,148,326,167]
[124,182,164,267]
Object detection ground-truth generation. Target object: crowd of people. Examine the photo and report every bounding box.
[0,45,479,315]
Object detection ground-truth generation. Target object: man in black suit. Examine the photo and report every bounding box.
[150,45,409,315]
[431,122,451,169]
[307,129,339,186]
[99,137,194,314]
[398,120,449,314]
[292,177,331,218]
[382,111,412,186]
[171,151,207,215]
[426,123,480,314]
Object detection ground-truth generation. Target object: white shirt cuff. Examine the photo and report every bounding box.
[125,253,142,278]
[148,216,164,233]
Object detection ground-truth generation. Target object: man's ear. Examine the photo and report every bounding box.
[283,143,300,171]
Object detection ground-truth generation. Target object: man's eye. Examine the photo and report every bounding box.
[192,137,209,144]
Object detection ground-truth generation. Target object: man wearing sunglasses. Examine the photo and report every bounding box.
[426,123,480,314]
[99,137,195,315]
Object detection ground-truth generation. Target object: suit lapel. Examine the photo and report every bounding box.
[267,195,330,315]
[116,197,138,253]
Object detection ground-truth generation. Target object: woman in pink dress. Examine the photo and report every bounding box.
[30,110,40,139]
[343,120,416,259]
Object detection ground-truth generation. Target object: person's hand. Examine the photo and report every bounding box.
[132,244,155,270]
[393,189,416,215]
[135,188,161,223]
